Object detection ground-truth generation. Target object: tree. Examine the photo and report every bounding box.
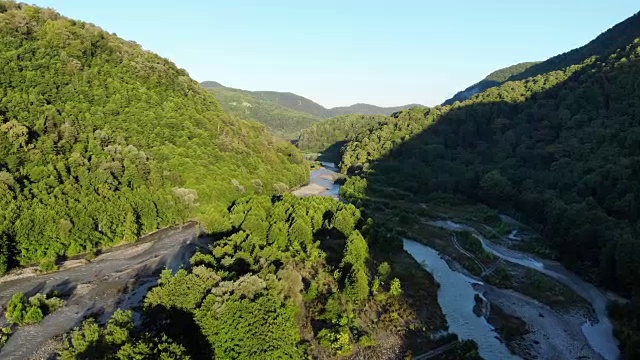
[479,170,514,204]
[333,209,355,237]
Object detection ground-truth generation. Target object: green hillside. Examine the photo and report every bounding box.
[251,90,330,118]
[339,11,640,356]
[202,81,420,136]
[296,114,390,162]
[442,62,539,105]
[329,103,420,116]
[0,1,307,270]
[203,84,322,138]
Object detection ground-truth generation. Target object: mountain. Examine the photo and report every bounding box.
[0,1,307,270]
[201,81,420,135]
[201,82,322,138]
[251,90,331,118]
[510,11,640,80]
[329,103,422,116]
[442,62,539,105]
[338,11,640,357]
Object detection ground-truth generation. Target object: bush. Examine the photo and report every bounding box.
[5,292,65,326]
[0,327,11,349]
[39,258,58,273]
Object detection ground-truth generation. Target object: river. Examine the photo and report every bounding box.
[403,239,519,359]
[429,220,620,360]
[292,161,342,198]
[301,167,619,359]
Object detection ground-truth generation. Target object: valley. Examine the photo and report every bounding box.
[0,1,639,359]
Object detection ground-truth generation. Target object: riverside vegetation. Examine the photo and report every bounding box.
[58,194,465,359]
[309,11,640,359]
[0,0,639,359]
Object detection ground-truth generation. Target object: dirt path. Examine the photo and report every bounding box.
[0,222,208,360]
[451,234,486,273]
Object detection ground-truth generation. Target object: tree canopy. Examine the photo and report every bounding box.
[0,1,307,269]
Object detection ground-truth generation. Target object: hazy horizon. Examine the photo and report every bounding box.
[30,0,639,108]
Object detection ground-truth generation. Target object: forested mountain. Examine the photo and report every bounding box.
[0,1,307,271]
[511,12,640,80]
[328,103,421,117]
[296,114,389,161]
[201,81,420,135]
[442,62,539,105]
[201,82,322,138]
[202,81,331,119]
[338,11,640,357]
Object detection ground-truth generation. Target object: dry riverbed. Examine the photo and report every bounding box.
[0,222,209,360]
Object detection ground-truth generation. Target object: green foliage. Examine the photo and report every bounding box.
[39,258,58,273]
[6,292,28,325]
[332,207,360,237]
[297,114,389,154]
[202,81,417,141]
[318,327,353,355]
[389,278,403,297]
[73,195,404,358]
[340,18,640,299]
[0,2,307,270]
[340,176,368,200]
[115,335,191,360]
[60,310,190,360]
[6,291,64,326]
[377,262,391,283]
[23,306,44,324]
[203,83,323,139]
[196,294,303,360]
[59,318,102,359]
[0,326,11,349]
[144,267,221,311]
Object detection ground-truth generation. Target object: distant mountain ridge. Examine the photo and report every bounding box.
[442,62,540,105]
[201,81,420,126]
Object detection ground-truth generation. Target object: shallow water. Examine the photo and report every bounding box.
[403,239,520,360]
[428,220,620,360]
[309,162,341,198]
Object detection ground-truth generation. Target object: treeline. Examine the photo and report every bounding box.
[0,2,307,271]
[338,14,640,357]
[296,114,389,161]
[59,195,452,359]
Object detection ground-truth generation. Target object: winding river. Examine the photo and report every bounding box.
[304,167,619,359]
[429,220,620,360]
[403,239,519,359]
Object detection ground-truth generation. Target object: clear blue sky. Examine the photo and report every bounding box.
[31,0,639,107]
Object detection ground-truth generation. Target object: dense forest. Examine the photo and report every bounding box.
[201,81,419,137]
[59,195,469,359]
[0,1,307,271]
[2,0,640,358]
[336,11,640,357]
[201,81,323,138]
[296,114,389,161]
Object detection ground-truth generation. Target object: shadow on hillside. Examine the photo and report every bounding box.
[345,53,640,355]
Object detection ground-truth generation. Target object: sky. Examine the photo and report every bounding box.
[31,0,639,108]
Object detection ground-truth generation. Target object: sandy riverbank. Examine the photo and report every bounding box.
[480,284,603,359]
